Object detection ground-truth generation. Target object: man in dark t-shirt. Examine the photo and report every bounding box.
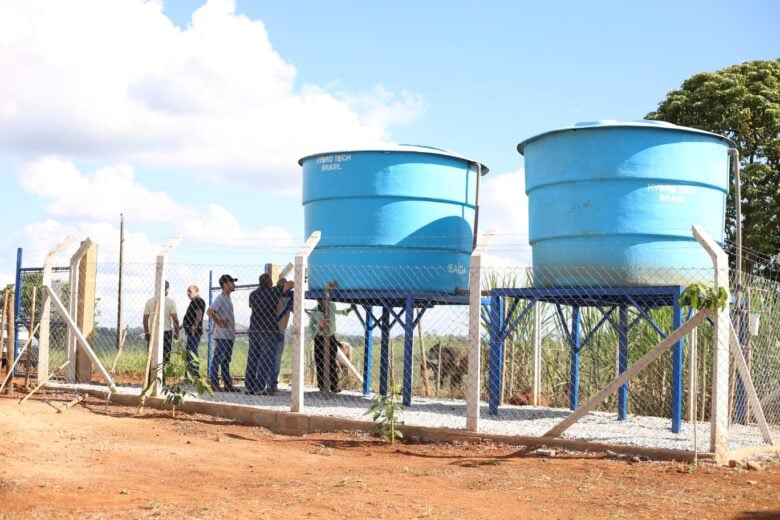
[182,285,206,379]
[245,273,294,395]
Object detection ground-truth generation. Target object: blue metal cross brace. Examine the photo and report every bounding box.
[306,289,469,407]
[487,286,686,433]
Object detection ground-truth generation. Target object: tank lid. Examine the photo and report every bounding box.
[298,144,489,174]
[517,120,735,155]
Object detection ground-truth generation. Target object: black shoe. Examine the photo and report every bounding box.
[224,386,240,393]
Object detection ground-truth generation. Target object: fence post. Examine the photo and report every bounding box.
[4,290,14,394]
[38,235,76,382]
[76,241,97,383]
[692,225,730,462]
[149,237,181,396]
[532,280,542,406]
[467,229,494,431]
[66,239,94,384]
[291,232,321,413]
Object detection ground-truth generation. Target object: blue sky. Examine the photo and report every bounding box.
[1,0,778,289]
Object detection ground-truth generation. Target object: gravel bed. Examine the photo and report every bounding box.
[54,382,775,453]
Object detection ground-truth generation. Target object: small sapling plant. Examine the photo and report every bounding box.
[143,349,214,417]
[364,388,404,444]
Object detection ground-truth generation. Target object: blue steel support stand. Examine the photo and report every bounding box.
[569,306,581,411]
[306,289,469,405]
[618,305,629,420]
[672,287,683,433]
[362,306,374,396]
[379,306,390,396]
[402,295,415,407]
[487,286,686,431]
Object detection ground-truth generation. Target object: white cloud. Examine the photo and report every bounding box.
[0,0,424,193]
[7,219,155,269]
[478,168,532,266]
[17,158,293,250]
[20,157,179,223]
[177,204,292,247]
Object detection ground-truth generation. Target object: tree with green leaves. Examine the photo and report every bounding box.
[646,59,780,275]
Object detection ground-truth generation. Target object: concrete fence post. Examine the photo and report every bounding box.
[291,232,321,413]
[467,229,494,431]
[692,225,730,462]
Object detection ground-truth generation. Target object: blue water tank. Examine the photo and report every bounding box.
[517,120,734,287]
[300,146,488,292]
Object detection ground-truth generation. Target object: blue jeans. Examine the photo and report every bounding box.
[270,333,285,392]
[209,338,234,389]
[246,332,278,392]
[245,333,262,392]
[185,334,201,379]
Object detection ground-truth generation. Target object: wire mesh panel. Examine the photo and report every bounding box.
[14,236,779,456]
[294,263,473,430]
[475,264,778,453]
[3,267,71,381]
[45,269,72,379]
[730,270,780,430]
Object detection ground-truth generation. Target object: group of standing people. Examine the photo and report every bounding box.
[142,280,205,384]
[143,271,352,396]
[204,272,295,395]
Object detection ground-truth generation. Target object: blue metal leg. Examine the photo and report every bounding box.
[379,306,390,397]
[13,248,23,363]
[672,292,683,433]
[403,295,414,407]
[618,305,628,420]
[570,306,581,411]
[488,294,503,416]
[362,306,373,396]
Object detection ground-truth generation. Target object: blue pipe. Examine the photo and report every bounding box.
[13,248,22,365]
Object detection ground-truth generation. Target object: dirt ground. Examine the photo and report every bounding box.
[1,389,780,520]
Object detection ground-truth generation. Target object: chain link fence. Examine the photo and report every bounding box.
[5,240,779,456]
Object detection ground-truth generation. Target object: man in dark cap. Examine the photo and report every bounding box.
[207,274,238,392]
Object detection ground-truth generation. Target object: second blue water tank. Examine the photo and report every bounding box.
[300,146,488,292]
[518,120,734,287]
